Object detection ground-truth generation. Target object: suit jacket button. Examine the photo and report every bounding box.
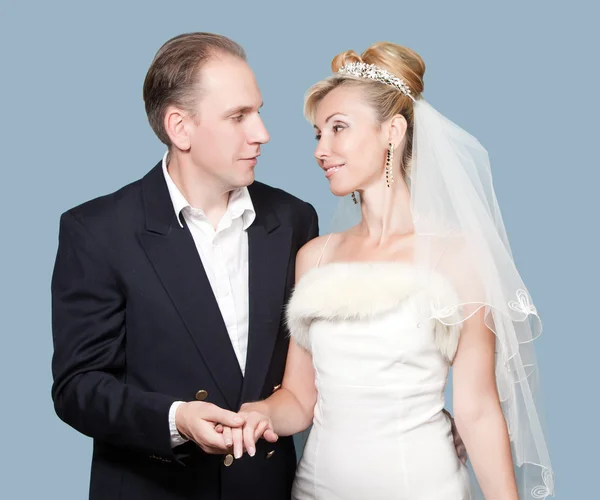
[266,450,275,459]
[224,454,234,467]
[195,390,208,401]
[272,384,281,393]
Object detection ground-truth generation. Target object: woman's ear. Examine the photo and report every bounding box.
[388,113,408,149]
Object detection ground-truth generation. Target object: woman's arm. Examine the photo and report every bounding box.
[232,235,331,456]
[452,307,518,499]
[241,337,317,436]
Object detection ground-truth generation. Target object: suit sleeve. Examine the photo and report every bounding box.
[50,211,179,460]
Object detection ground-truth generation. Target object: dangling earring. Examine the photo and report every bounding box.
[385,142,395,187]
[351,192,358,204]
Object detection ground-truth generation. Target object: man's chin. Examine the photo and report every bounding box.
[229,173,255,189]
[240,170,256,187]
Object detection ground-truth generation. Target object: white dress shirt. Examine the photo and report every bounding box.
[160,152,255,447]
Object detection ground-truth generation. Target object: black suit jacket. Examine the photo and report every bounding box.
[50,162,319,500]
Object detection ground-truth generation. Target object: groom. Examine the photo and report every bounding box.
[51,32,464,500]
[51,33,316,500]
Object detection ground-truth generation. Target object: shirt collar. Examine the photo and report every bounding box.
[161,151,256,230]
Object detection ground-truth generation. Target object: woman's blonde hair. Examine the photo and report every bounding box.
[305,42,425,177]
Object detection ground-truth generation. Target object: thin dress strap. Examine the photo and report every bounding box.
[316,233,334,267]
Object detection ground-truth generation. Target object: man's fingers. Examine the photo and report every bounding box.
[204,429,230,452]
[202,405,245,427]
[190,419,230,453]
[214,424,224,433]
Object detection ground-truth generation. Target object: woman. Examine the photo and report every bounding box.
[225,42,553,499]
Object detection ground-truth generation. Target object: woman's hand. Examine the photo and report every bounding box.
[215,402,278,458]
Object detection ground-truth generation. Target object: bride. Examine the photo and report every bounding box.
[226,42,553,499]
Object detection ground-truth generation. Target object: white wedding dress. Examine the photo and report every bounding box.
[286,261,471,500]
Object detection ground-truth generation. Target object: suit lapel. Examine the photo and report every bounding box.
[140,164,243,410]
[240,187,293,404]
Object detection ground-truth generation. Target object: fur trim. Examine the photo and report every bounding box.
[285,262,463,362]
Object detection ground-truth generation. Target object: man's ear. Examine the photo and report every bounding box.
[164,106,192,151]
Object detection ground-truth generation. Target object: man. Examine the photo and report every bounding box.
[51,32,464,500]
[51,33,316,500]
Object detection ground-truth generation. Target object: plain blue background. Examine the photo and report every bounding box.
[1,1,598,498]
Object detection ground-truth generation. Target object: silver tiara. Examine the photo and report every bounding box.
[337,62,415,101]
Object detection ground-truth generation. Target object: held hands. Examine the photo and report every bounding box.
[175,401,247,454]
[215,402,278,459]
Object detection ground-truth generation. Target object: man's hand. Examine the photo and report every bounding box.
[443,409,467,465]
[175,401,246,454]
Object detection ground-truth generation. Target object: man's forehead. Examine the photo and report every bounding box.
[201,56,255,89]
[199,57,261,105]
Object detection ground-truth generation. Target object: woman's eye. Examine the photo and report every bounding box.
[333,124,345,133]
